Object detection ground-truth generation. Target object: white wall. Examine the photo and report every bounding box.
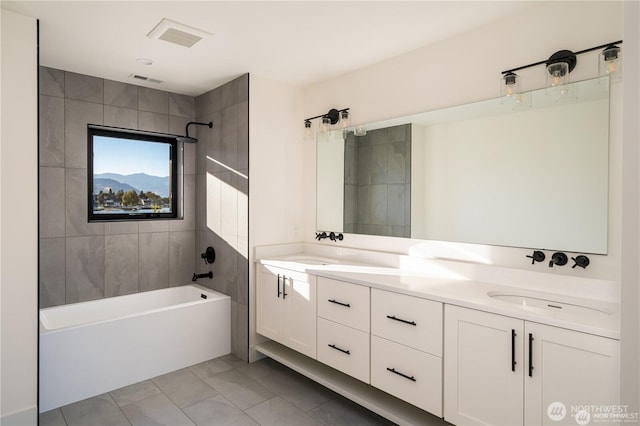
[301,1,623,282]
[248,75,304,360]
[620,0,640,415]
[0,9,38,425]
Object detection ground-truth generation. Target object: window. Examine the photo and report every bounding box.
[87,125,182,221]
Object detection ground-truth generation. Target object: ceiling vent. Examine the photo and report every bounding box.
[147,18,212,48]
[128,74,163,84]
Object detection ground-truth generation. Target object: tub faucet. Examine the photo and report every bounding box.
[192,271,213,282]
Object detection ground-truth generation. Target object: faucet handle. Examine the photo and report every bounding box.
[571,255,590,269]
[526,250,545,265]
[549,252,568,268]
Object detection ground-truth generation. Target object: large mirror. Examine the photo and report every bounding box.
[317,77,610,254]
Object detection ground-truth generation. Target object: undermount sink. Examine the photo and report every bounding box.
[487,291,612,317]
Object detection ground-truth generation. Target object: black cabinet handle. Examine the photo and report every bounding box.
[386,367,416,382]
[328,299,351,308]
[528,333,534,377]
[386,315,417,326]
[512,329,517,372]
[328,344,350,355]
[282,276,287,299]
[276,274,282,298]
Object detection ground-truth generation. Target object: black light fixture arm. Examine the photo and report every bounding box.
[304,108,350,124]
[501,40,623,75]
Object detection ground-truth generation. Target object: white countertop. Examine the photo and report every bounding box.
[258,255,620,340]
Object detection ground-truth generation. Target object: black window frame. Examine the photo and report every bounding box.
[87,125,182,222]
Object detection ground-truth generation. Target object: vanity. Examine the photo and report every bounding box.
[254,244,619,426]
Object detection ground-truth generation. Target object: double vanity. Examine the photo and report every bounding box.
[254,244,619,426]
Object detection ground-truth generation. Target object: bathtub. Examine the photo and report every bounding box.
[39,284,230,412]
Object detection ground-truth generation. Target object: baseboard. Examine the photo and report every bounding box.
[1,405,37,425]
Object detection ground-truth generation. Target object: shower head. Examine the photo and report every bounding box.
[178,121,213,143]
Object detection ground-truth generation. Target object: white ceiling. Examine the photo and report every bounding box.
[2,1,535,97]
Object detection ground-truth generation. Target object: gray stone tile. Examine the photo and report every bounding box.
[105,222,139,235]
[169,231,195,286]
[183,142,196,176]
[183,395,258,426]
[65,168,104,237]
[237,73,249,103]
[169,174,195,232]
[104,80,138,109]
[357,145,372,186]
[104,106,138,129]
[39,408,67,426]
[111,380,162,407]
[219,171,238,237]
[356,186,371,225]
[203,111,221,174]
[61,393,129,426]
[200,369,275,410]
[169,93,195,118]
[138,111,168,133]
[195,90,213,118]
[195,175,206,231]
[256,367,333,412]
[40,167,66,238]
[230,301,238,358]
[370,127,389,146]
[221,355,280,381]
[234,302,248,361]
[40,66,65,97]
[237,101,249,170]
[220,79,238,110]
[152,368,217,408]
[66,235,104,303]
[308,396,394,426]
[40,237,66,308]
[387,184,407,227]
[237,250,249,306]
[343,184,357,227]
[138,87,168,114]
[211,86,223,114]
[211,234,237,300]
[387,123,408,143]
[245,397,323,426]
[388,141,407,184]
[65,71,103,103]
[371,143,389,185]
[188,358,233,381]
[65,99,103,168]
[138,232,169,292]
[344,139,357,186]
[370,185,388,226]
[220,105,239,170]
[139,220,169,233]
[121,393,194,426]
[40,95,65,167]
[105,233,139,297]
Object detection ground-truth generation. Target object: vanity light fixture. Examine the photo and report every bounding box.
[501,72,521,100]
[303,108,350,136]
[500,40,623,95]
[599,43,622,78]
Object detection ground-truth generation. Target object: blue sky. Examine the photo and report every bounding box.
[93,136,171,177]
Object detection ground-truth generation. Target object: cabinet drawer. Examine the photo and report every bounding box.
[317,318,370,383]
[371,335,442,416]
[371,288,442,356]
[317,277,370,332]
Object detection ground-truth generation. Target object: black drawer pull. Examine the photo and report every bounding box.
[386,315,417,326]
[386,367,416,382]
[328,299,351,308]
[328,344,350,355]
[529,333,534,377]
[511,329,517,372]
[276,274,282,298]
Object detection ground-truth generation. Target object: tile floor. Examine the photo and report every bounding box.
[39,354,396,426]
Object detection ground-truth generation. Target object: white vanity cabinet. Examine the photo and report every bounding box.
[444,305,619,426]
[370,289,443,416]
[256,264,317,358]
[316,277,371,383]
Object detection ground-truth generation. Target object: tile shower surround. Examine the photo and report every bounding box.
[39,67,251,360]
[39,66,198,307]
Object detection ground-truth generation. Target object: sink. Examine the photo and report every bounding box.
[487,291,612,317]
[278,255,338,266]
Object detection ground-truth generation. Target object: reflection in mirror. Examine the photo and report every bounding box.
[316,77,610,254]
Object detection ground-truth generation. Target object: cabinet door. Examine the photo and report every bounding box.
[524,322,620,426]
[256,265,285,343]
[444,305,524,426]
[285,273,317,358]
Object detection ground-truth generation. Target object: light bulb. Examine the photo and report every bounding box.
[304,120,313,140]
[340,110,350,128]
[320,116,331,133]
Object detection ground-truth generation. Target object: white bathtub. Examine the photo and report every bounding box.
[39,284,230,412]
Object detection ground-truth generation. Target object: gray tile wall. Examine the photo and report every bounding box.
[194,74,249,361]
[39,66,197,308]
[344,124,411,238]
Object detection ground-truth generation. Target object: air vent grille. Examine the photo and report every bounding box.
[128,74,163,84]
[147,18,212,48]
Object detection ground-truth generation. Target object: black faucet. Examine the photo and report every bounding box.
[548,252,568,268]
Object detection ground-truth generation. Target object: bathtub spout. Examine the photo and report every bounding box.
[192,271,213,282]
